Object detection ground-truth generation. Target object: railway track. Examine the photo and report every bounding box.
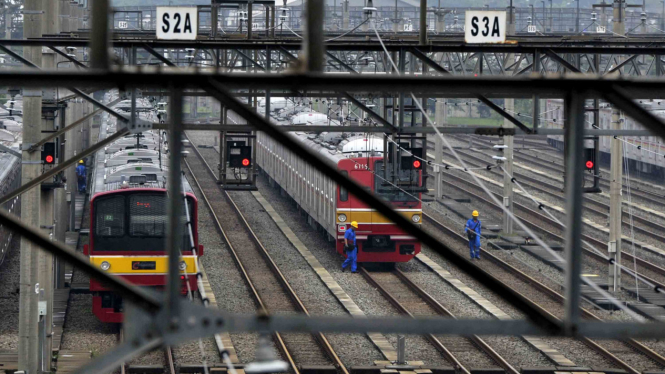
[183,132,347,374]
[454,136,665,205]
[434,168,665,296]
[430,143,665,245]
[359,268,518,374]
[421,212,665,374]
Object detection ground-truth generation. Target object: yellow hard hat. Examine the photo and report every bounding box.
[472,210,479,217]
[79,160,84,164]
[350,221,358,228]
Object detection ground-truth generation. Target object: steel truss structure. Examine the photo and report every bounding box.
[5,1,665,373]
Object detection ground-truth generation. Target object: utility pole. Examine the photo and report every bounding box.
[18,0,43,373]
[342,0,349,30]
[576,0,580,33]
[37,0,60,369]
[502,1,516,235]
[419,0,427,44]
[608,0,625,291]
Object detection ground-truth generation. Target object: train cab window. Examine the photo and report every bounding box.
[373,161,418,202]
[129,195,167,236]
[339,171,348,202]
[95,196,125,237]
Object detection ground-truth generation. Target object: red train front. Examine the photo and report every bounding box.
[86,188,202,323]
[335,157,423,262]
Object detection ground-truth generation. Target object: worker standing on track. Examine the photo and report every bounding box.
[76,160,86,194]
[342,221,358,273]
[465,210,481,260]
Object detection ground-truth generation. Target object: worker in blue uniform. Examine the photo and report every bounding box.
[465,210,481,260]
[342,221,358,273]
[76,160,86,194]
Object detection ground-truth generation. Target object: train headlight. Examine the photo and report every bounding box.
[179,261,187,271]
[411,214,421,223]
[338,214,347,222]
[100,261,111,271]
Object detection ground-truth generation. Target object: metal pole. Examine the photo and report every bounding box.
[563,90,586,334]
[166,87,184,324]
[18,0,43,372]
[608,0,624,290]
[419,0,427,44]
[248,0,253,39]
[576,0,580,33]
[90,0,110,70]
[303,0,324,72]
[502,12,516,235]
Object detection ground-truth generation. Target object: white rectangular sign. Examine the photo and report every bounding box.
[157,7,198,40]
[527,25,537,33]
[596,26,606,33]
[118,21,128,29]
[465,11,507,44]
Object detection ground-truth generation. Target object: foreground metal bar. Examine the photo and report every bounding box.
[203,78,562,333]
[0,128,129,205]
[166,88,184,320]
[0,206,160,312]
[0,143,21,158]
[411,48,532,134]
[150,123,653,136]
[0,45,128,123]
[6,70,665,98]
[342,93,396,130]
[29,97,123,153]
[562,91,586,333]
[48,47,87,68]
[601,86,665,141]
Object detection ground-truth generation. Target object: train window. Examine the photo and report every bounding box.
[129,195,167,236]
[339,171,348,202]
[95,196,125,237]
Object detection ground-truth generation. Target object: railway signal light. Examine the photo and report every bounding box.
[228,145,252,168]
[584,148,596,171]
[401,147,424,170]
[42,142,56,165]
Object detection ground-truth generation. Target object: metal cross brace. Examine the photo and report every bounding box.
[411,48,533,134]
[0,44,129,123]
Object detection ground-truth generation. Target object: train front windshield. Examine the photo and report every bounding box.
[93,193,194,252]
[373,161,420,202]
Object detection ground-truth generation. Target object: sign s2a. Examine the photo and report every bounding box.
[464,11,507,44]
[157,7,198,40]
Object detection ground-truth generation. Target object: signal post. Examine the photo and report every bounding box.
[608,0,626,291]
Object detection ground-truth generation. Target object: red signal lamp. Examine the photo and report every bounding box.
[585,160,594,169]
[242,158,250,167]
[413,160,421,169]
[45,155,54,164]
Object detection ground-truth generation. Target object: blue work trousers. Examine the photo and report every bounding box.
[468,238,481,259]
[342,248,357,272]
[77,176,86,193]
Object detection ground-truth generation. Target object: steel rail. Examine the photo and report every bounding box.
[359,268,470,374]
[392,269,518,374]
[165,347,176,374]
[182,153,299,374]
[430,143,665,244]
[437,169,665,295]
[361,267,519,374]
[422,213,665,372]
[183,133,348,374]
[463,136,665,205]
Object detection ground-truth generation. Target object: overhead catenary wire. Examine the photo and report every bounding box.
[370,19,646,322]
[499,166,664,300]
